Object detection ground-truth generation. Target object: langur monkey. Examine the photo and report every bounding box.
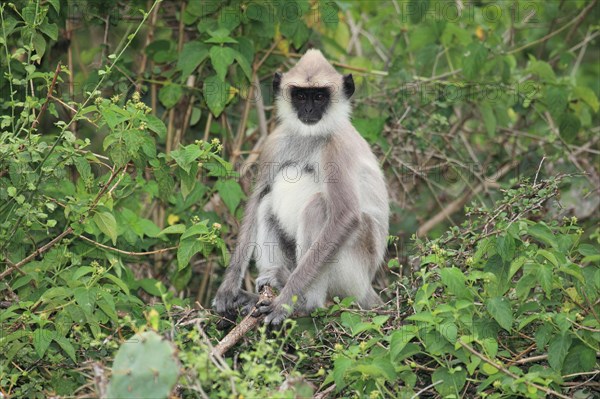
[213,49,389,327]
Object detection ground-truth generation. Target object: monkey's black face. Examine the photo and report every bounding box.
[290,87,331,125]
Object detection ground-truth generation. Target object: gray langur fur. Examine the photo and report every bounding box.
[213,49,389,326]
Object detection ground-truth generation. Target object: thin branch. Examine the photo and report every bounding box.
[78,235,177,256]
[31,62,62,130]
[211,286,275,357]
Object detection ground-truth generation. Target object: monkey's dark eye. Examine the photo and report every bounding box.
[315,93,325,101]
[296,93,306,101]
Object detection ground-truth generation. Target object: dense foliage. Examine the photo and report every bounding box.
[0,0,598,398]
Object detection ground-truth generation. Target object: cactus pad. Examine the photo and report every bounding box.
[105,331,179,399]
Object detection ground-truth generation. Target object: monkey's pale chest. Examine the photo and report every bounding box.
[270,165,321,237]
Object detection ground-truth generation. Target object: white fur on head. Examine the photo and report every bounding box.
[276,49,352,137]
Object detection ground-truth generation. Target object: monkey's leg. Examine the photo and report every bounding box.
[254,201,296,292]
[324,213,383,309]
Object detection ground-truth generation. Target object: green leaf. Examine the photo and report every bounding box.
[181,221,209,240]
[205,28,238,44]
[73,287,96,314]
[438,321,458,344]
[233,49,252,81]
[485,297,513,332]
[535,323,553,348]
[432,367,467,397]
[209,46,236,81]
[138,278,166,296]
[32,32,47,59]
[558,112,581,143]
[528,223,557,248]
[573,85,599,112]
[53,335,77,362]
[72,266,94,280]
[480,337,498,358]
[158,224,187,236]
[439,267,472,300]
[463,42,487,80]
[319,1,339,27]
[536,263,553,298]
[203,74,230,117]
[215,179,245,214]
[389,326,416,360]
[98,290,118,321]
[33,329,55,359]
[177,41,209,79]
[479,102,496,136]
[39,21,58,40]
[171,144,202,173]
[145,115,167,139]
[103,274,130,295]
[544,86,567,116]
[48,0,60,12]
[527,59,556,82]
[578,243,600,257]
[562,342,596,375]
[177,238,204,270]
[547,332,572,372]
[93,211,118,245]
[333,356,352,390]
[496,234,515,262]
[153,160,175,201]
[40,287,69,302]
[159,84,183,109]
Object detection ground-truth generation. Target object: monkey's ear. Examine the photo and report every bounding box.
[273,72,282,96]
[343,74,355,99]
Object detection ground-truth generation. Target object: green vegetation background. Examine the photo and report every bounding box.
[0,0,598,398]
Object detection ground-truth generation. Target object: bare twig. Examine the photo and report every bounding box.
[211,286,275,357]
[314,383,336,399]
[78,235,177,256]
[31,62,62,130]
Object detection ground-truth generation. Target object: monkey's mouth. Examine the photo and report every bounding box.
[300,117,320,125]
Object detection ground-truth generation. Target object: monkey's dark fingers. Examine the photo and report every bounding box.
[264,306,288,327]
[253,300,273,317]
[240,301,256,317]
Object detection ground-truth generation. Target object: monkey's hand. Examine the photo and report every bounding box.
[254,296,292,327]
[213,286,258,329]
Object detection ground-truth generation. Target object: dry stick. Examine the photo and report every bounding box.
[78,235,177,256]
[417,161,517,237]
[314,383,337,399]
[459,342,571,399]
[0,227,73,280]
[31,62,62,130]
[211,285,275,358]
